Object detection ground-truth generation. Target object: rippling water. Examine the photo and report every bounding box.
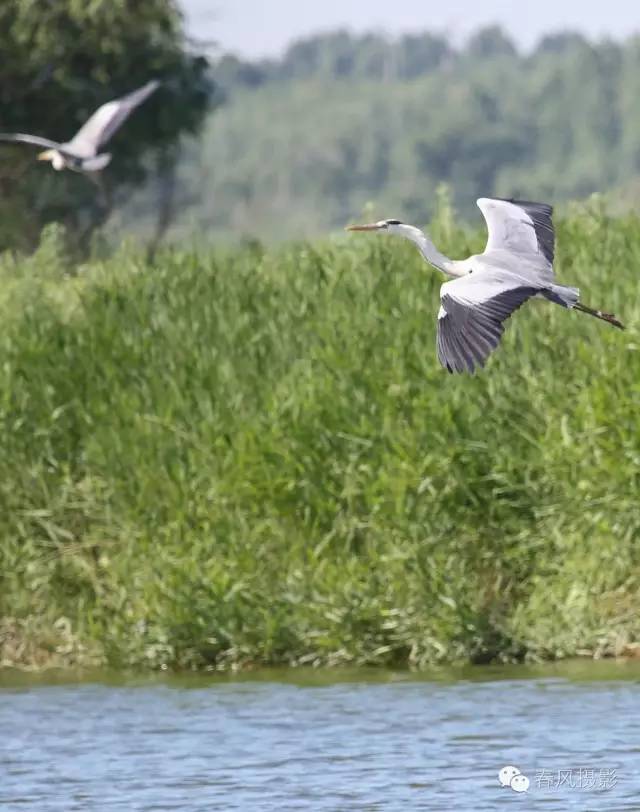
[1,660,640,810]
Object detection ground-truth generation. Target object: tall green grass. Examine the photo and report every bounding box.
[1,204,639,670]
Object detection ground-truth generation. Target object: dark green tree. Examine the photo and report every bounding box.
[397,33,452,79]
[465,26,518,60]
[0,0,213,251]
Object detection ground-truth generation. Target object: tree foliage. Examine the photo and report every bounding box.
[215,29,453,87]
[0,0,212,251]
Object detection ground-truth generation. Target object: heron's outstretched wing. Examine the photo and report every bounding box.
[436,272,539,374]
[65,80,160,157]
[477,197,555,266]
[0,133,63,151]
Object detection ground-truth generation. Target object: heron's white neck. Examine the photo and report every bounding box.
[391,224,461,278]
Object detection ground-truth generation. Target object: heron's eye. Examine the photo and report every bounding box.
[386,219,402,226]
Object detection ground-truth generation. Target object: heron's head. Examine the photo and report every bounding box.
[347,217,448,273]
[346,218,404,235]
[37,149,65,170]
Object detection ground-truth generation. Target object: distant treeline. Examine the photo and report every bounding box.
[214,27,580,88]
[128,27,640,244]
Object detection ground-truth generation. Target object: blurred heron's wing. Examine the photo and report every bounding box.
[65,79,160,157]
[477,197,555,267]
[0,133,63,151]
[437,271,539,374]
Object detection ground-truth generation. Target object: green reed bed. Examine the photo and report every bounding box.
[0,206,639,670]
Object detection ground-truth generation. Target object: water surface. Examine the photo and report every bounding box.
[1,660,639,810]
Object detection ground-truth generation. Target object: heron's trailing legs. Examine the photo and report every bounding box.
[574,302,625,330]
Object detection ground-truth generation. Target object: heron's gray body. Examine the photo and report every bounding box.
[453,249,579,308]
[53,150,112,173]
[428,198,581,372]
[436,258,579,374]
[347,196,622,373]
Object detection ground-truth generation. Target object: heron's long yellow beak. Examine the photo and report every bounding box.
[37,150,54,161]
[345,223,383,231]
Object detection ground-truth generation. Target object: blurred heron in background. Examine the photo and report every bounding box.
[347,198,624,374]
[0,80,159,173]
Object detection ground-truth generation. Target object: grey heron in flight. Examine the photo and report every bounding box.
[347,198,624,374]
[0,80,159,173]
